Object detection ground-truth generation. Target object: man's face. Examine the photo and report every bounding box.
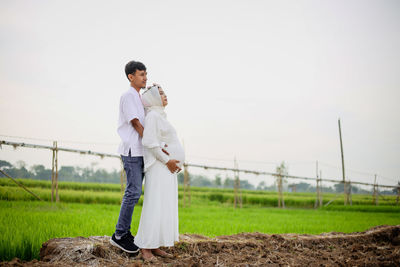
[129,70,147,89]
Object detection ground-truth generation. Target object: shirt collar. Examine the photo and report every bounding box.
[129,86,141,96]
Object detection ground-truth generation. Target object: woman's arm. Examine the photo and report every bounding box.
[149,147,169,164]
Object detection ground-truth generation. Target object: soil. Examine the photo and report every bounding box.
[1,225,400,266]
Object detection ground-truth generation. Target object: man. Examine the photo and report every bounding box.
[110,60,147,253]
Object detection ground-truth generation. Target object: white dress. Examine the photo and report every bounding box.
[134,109,185,248]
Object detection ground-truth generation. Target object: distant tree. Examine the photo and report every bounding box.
[30,164,45,175]
[321,186,334,193]
[334,183,344,193]
[177,172,184,184]
[0,160,13,178]
[59,166,80,181]
[214,174,222,187]
[191,175,212,187]
[16,160,27,169]
[79,167,93,181]
[351,185,359,194]
[30,164,52,180]
[0,160,12,170]
[7,164,30,178]
[240,179,255,190]
[257,181,266,190]
[223,177,234,188]
[288,182,311,192]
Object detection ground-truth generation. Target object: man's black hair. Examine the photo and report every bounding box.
[125,61,146,80]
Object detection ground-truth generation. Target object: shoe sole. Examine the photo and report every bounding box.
[109,238,140,253]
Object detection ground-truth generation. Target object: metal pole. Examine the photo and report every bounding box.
[338,119,347,205]
[0,169,42,201]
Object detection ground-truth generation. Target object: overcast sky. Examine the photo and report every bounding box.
[1,0,399,187]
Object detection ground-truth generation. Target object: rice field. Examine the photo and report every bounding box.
[1,178,398,207]
[0,178,399,261]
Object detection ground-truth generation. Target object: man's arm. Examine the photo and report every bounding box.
[130,118,144,137]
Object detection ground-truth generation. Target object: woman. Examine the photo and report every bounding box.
[134,85,184,261]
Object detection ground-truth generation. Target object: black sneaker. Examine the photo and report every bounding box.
[110,232,140,253]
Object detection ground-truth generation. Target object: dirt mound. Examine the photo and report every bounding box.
[1,225,400,266]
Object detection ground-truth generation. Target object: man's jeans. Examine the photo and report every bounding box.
[115,154,144,237]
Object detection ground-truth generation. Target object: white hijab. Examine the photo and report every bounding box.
[141,85,166,118]
[141,85,168,171]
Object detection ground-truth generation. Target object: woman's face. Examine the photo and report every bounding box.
[159,87,168,106]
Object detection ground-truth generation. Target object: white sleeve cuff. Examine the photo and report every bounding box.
[150,147,169,164]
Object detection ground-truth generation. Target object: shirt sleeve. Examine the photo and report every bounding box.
[122,94,140,123]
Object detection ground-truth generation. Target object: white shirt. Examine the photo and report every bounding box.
[117,87,145,156]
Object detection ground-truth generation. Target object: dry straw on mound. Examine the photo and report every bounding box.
[1,225,400,267]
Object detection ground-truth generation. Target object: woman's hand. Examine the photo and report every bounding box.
[162,143,169,156]
[166,160,181,173]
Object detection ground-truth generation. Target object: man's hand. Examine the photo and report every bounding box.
[166,160,181,174]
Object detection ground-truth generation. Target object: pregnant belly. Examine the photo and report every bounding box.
[166,142,185,168]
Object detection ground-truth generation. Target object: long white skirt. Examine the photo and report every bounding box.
[134,161,179,248]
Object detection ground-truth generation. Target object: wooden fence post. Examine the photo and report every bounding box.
[233,158,242,209]
[183,163,190,207]
[348,181,352,206]
[281,174,285,208]
[314,178,319,208]
[276,171,285,208]
[315,161,320,208]
[373,175,379,205]
[55,141,59,202]
[396,182,400,205]
[51,141,56,203]
[319,170,323,207]
[338,119,347,205]
[233,157,240,208]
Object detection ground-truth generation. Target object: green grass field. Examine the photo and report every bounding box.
[1,178,398,207]
[1,178,400,261]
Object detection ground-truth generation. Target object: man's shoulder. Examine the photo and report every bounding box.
[120,89,140,101]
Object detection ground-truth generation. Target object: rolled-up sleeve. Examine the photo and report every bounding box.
[122,95,139,123]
